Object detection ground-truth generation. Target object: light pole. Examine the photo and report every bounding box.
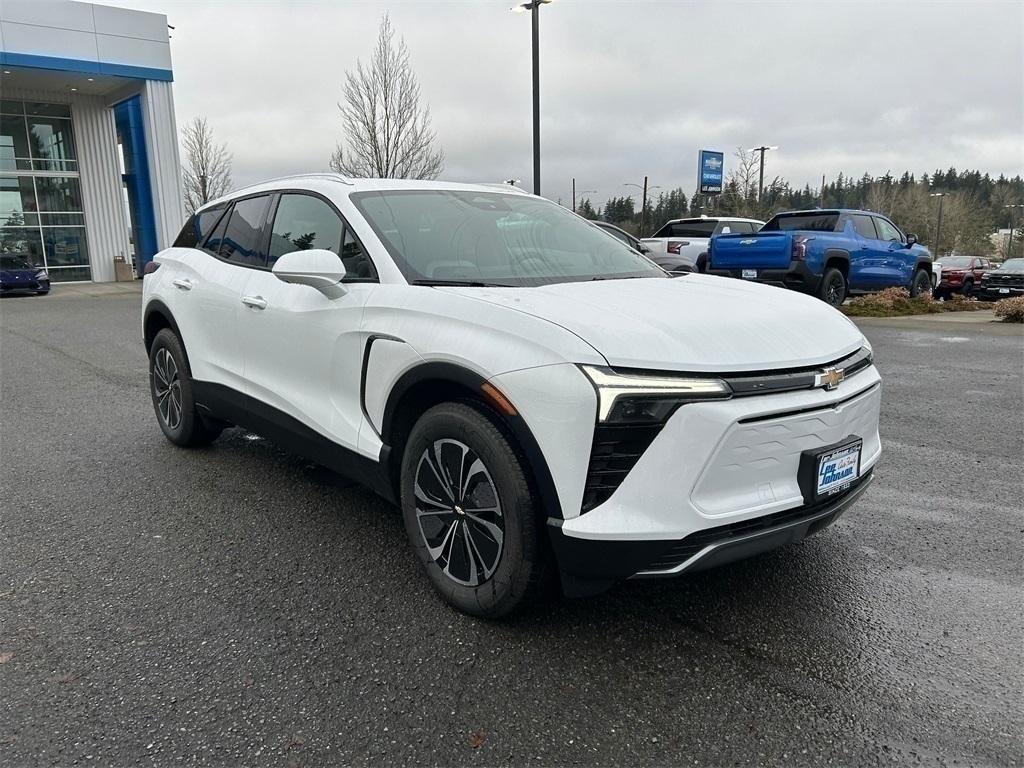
[571,178,595,213]
[748,145,778,201]
[625,178,660,235]
[1005,204,1024,259]
[930,192,947,258]
[511,0,552,196]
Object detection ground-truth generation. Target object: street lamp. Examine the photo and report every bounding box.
[747,145,778,201]
[625,178,660,235]
[571,178,595,213]
[930,192,948,258]
[511,0,553,196]
[1005,204,1024,258]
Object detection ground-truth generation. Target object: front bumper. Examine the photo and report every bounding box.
[548,369,882,595]
[979,284,1024,300]
[551,472,872,593]
[707,259,820,295]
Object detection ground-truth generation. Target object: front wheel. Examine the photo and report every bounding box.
[910,268,932,298]
[819,267,847,307]
[149,328,222,447]
[400,402,547,618]
[961,279,973,297]
[695,254,708,273]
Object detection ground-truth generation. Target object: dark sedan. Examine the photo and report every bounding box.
[0,254,50,296]
[978,258,1024,301]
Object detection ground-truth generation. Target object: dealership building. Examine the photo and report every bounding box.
[1,0,183,282]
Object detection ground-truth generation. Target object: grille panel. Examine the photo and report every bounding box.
[582,423,664,512]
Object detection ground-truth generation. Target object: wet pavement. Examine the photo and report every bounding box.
[1,291,1021,766]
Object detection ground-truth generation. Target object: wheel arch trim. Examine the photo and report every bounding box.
[380,360,564,520]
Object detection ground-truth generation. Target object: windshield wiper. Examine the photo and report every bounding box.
[410,279,509,287]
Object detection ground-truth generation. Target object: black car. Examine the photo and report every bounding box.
[0,254,50,296]
[591,221,692,275]
[978,258,1024,301]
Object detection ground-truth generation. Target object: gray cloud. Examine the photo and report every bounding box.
[116,0,1023,207]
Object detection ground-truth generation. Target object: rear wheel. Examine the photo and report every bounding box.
[910,268,932,298]
[149,328,222,447]
[819,267,847,307]
[400,402,547,618]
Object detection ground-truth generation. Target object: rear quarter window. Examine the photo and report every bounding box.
[761,213,839,232]
[173,205,227,249]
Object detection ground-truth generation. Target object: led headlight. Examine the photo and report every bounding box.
[580,365,731,424]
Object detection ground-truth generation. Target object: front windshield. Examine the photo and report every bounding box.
[939,257,972,268]
[999,258,1024,272]
[351,190,666,286]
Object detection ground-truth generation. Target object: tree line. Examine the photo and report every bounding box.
[577,149,1024,259]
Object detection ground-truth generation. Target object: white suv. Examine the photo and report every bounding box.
[143,174,881,617]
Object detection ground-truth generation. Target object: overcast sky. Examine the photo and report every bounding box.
[113,0,1023,207]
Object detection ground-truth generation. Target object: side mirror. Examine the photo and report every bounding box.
[638,243,651,254]
[906,233,918,246]
[272,249,347,298]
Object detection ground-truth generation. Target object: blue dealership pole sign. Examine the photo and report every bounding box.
[698,150,725,195]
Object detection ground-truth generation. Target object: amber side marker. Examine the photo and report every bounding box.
[481,382,518,416]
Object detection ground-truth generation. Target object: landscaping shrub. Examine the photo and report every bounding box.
[843,287,984,317]
[993,296,1024,323]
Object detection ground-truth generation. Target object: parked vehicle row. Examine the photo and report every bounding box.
[143,174,881,617]
[641,216,764,273]
[706,209,933,307]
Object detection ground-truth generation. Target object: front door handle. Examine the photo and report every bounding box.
[172,278,194,291]
[241,295,268,310]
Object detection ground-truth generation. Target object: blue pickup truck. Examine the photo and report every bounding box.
[707,209,933,307]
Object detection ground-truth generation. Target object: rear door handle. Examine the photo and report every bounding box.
[241,295,267,310]
[172,278,194,291]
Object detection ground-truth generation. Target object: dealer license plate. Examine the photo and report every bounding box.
[816,441,862,496]
[741,269,757,280]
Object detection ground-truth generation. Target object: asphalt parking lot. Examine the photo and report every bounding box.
[1,288,1022,767]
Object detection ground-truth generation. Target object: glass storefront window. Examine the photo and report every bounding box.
[35,176,83,212]
[0,115,32,172]
[29,117,77,170]
[43,227,90,268]
[0,227,45,266]
[0,175,38,225]
[0,100,91,281]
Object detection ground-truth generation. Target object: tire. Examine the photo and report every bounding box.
[149,328,222,447]
[819,267,847,307]
[962,279,973,297]
[910,268,932,298]
[400,402,547,618]
[695,254,708,273]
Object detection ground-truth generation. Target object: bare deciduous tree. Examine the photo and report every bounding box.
[181,117,232,215]
[329,14,443,180]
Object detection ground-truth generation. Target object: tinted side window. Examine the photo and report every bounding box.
[268,193,343,265]
[173,205,226,249]
[218,195,271,267]
[851,214,878,239]
[874,217,904,243]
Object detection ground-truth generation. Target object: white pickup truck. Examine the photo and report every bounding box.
[642,216,764,273]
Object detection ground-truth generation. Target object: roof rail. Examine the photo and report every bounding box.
[228,172,354,196]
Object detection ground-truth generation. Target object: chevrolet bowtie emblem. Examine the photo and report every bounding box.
[816,367,845,390]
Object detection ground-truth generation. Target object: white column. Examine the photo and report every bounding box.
[139,80,185,251]
[71,92,132,283]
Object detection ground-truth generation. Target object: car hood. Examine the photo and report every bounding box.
[441,275,864,373]
[0,268,36,280]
